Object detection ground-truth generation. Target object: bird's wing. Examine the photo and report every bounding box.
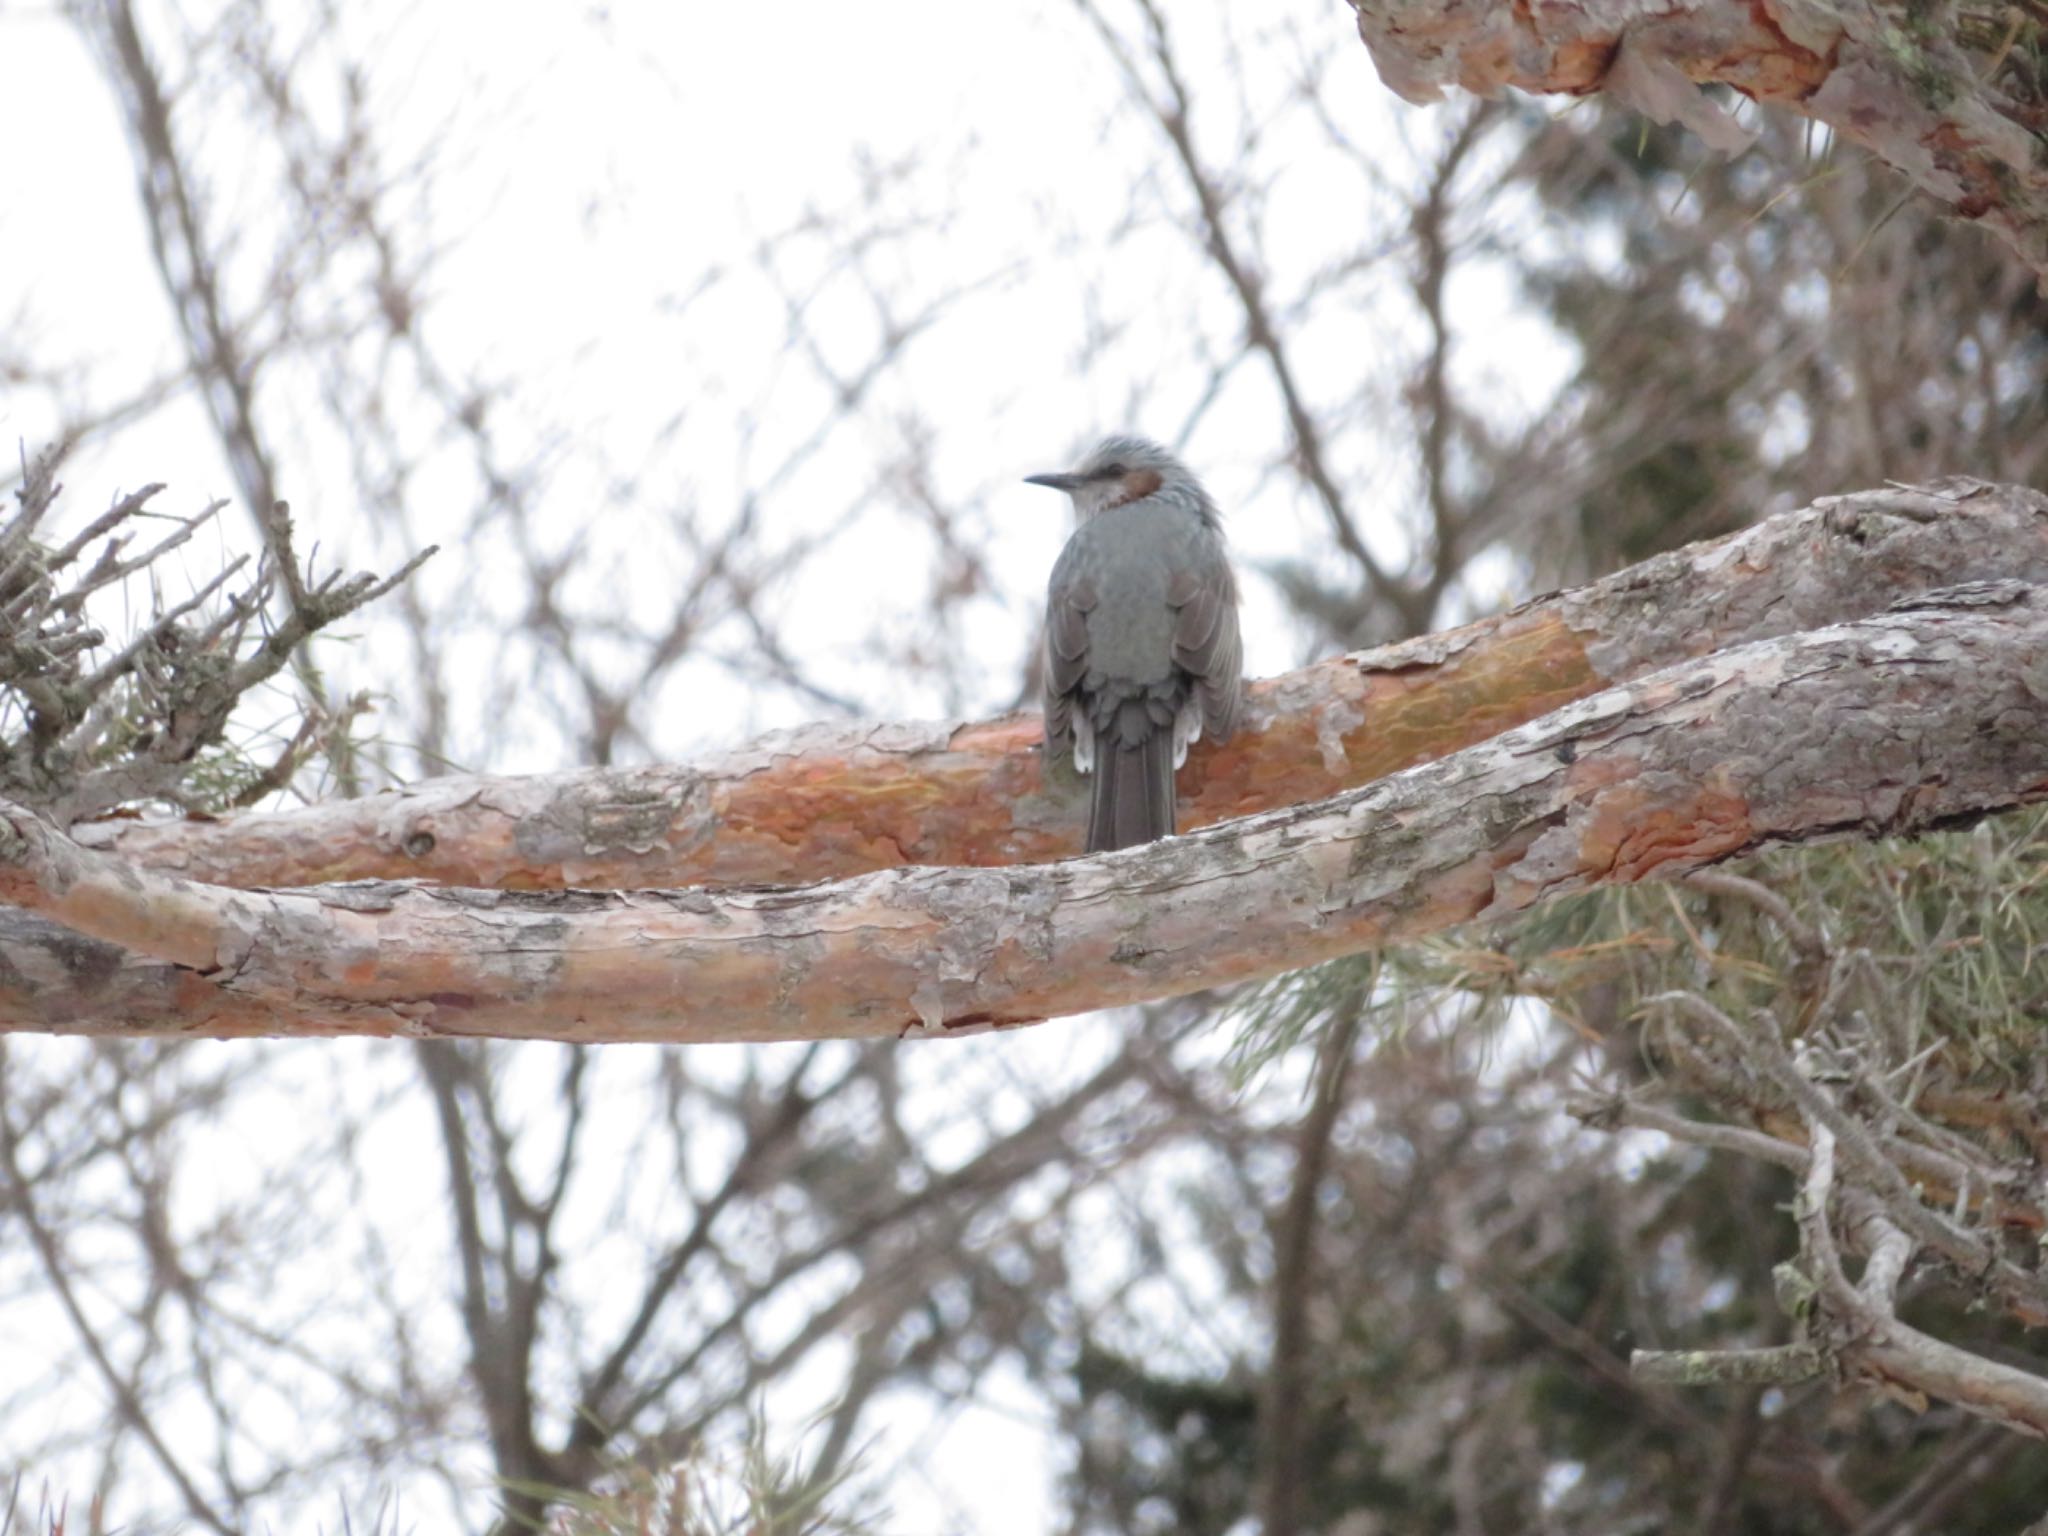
[1168,551,1242,742]
[1043,547,1096,750]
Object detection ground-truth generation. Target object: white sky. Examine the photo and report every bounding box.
[2,0,1574,762]
[0,1,1583,1530]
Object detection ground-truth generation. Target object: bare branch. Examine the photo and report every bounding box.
[1631,1056,2048,1438]
[1081,0,1420,628]
[1569,1094,1806,1173]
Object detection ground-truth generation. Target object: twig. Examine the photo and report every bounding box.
[1631,1344,1824,1387]
[1567,1092,1806,1172]
[1685,869,1824,964]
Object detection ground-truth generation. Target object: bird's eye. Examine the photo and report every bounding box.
[1099,463,1127,479]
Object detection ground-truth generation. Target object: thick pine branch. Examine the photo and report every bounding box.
[1349,0,2048,280]
[6,572,2048,1040]
[71,481,2048,891]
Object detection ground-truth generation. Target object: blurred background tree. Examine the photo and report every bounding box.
[1,0,2045,1532]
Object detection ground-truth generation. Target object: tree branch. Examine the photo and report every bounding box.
[7,576,2048,1039]
[71,480,2048,892]
[1631,1345,1824,1387]
[1631,1070,2048,1439]
[1348,0,2048,281]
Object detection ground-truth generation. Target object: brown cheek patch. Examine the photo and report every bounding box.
[1114,468,1164,506]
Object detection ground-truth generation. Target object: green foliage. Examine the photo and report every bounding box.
[1237,802,2048,1163]
[1210,813,2048,1531]
[1500,807,2048,1086]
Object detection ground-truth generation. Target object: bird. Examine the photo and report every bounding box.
[1027,434,1243,853]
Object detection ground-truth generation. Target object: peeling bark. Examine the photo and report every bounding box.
[1349,1,2048,281]
[7,577,2048,1041]
[72,480,2048,892]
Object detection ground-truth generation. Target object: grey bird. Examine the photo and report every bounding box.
[1027,435,1243,852]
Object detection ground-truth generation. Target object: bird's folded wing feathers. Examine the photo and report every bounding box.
[1043,561,1096,748]
[1168,558,1242,741]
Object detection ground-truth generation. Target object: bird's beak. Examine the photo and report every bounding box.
[1024,471,1082,492]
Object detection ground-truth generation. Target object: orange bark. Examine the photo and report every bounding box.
[73,482,2048,895]
[8,575,2048,1042]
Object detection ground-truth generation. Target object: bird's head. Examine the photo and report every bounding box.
[1024,435,1210,521]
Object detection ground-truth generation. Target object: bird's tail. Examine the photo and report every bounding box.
[1087,722,1177,853]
